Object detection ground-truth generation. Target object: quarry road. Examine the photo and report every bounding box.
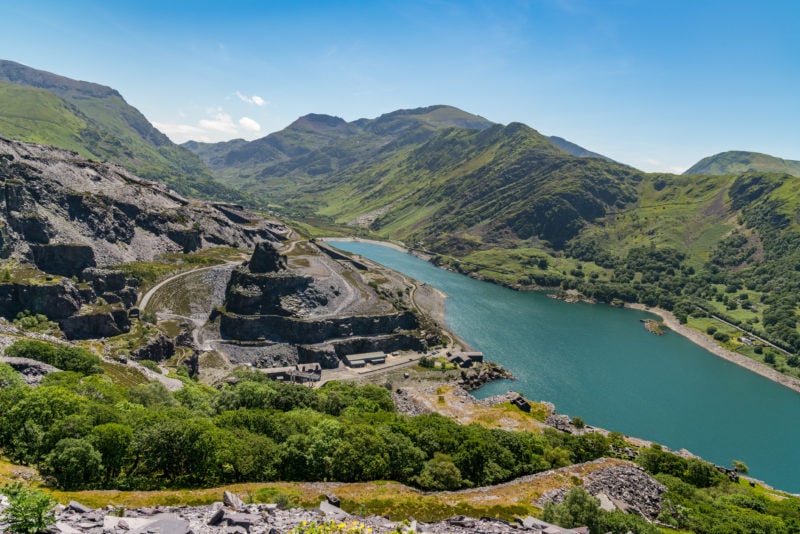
[139,261,240,351]
[139,261,239,311]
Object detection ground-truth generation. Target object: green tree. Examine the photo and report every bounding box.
[543,487,601,531]
[412,453,465,490]
[732,459,750,474]
[0,363,25,390]
[89,423,133,482]
[43,438,103,490]
[0,483,57,534]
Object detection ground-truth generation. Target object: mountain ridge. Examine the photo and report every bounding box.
[0,59,244,203]
[685,150,800,177]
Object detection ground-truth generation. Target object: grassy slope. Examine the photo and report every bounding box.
[0,63,243,203]
[0,80,93,157]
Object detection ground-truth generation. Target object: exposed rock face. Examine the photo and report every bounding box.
[220,311,418,344]
[0,137,288,267]
[248,240,287,273]
[31,243,96,277]
[59,309,131,340]
[0,137,290,339]
[540,461,667,521]
[81,268,127,293]
[583,464,667,520]
[0,279,81,319]
[131,333,176,362]
[0,356,59,385]
[217,241,426,370]
[225,269,313,316]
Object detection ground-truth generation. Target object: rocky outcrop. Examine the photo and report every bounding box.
[131,333,176,362]
[81,268,127,293]
[458,362,516,391]
[539,462,667,521]
[0,137,288,267]
[225,270,313,316]
[248,240,287,272]
[220,311,418,344]
[0,356,59,384]
[31,243,96,277]
[0,279,82,319]
[59,308,131,340]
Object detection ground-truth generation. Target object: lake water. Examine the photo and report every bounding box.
[330,240,800,494]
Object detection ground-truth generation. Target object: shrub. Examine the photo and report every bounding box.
[4,340,102,375]
[0,482,57,534]
[43,438,103,490]
[139,360,162,374]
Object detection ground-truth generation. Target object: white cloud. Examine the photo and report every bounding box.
[154,108,264,143]
[235,91,267,106]
[639,158,688,174]
[238,116,261,132]
[153,122,207,138]
[199,111,238,134]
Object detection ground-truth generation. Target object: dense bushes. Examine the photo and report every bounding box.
[5,340,102,375]
[0,370,609,491]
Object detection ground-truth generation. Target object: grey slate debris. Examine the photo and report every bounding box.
[223,490,246,510]
[19,492,592,533]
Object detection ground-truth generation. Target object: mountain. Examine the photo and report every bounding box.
[685,150,800,177]
[0,60,244,203]
[548,135,616,162]
[185,106,639,249]
[0,135,285,338]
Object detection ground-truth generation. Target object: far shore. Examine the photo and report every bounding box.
[323,237,800,396]
[628,303,800,396]
[323,236,409,253]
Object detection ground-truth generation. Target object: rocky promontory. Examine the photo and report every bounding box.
[216,241,434,369]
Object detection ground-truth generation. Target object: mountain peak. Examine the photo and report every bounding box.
[288,113,349,131]
[369,105,494,132]
[685,150,800,177]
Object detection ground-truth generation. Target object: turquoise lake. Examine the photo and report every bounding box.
[330,240,800,494]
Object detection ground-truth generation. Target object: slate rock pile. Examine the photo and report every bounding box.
[540,463,667,521]
[19,493,585,533]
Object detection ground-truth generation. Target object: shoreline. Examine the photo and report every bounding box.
[627,303,800,396]
[324,237,800,396]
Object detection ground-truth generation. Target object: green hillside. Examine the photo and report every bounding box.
[189,107,800,367]
[0,80,93,156]
[685,150,800,177]
[0,60,243,203]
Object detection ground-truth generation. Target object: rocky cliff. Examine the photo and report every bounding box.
[0,136,285,266]
[0,137,288,339]
[216,241,427,368]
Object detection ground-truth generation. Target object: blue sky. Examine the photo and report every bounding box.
[1,0,798,172]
